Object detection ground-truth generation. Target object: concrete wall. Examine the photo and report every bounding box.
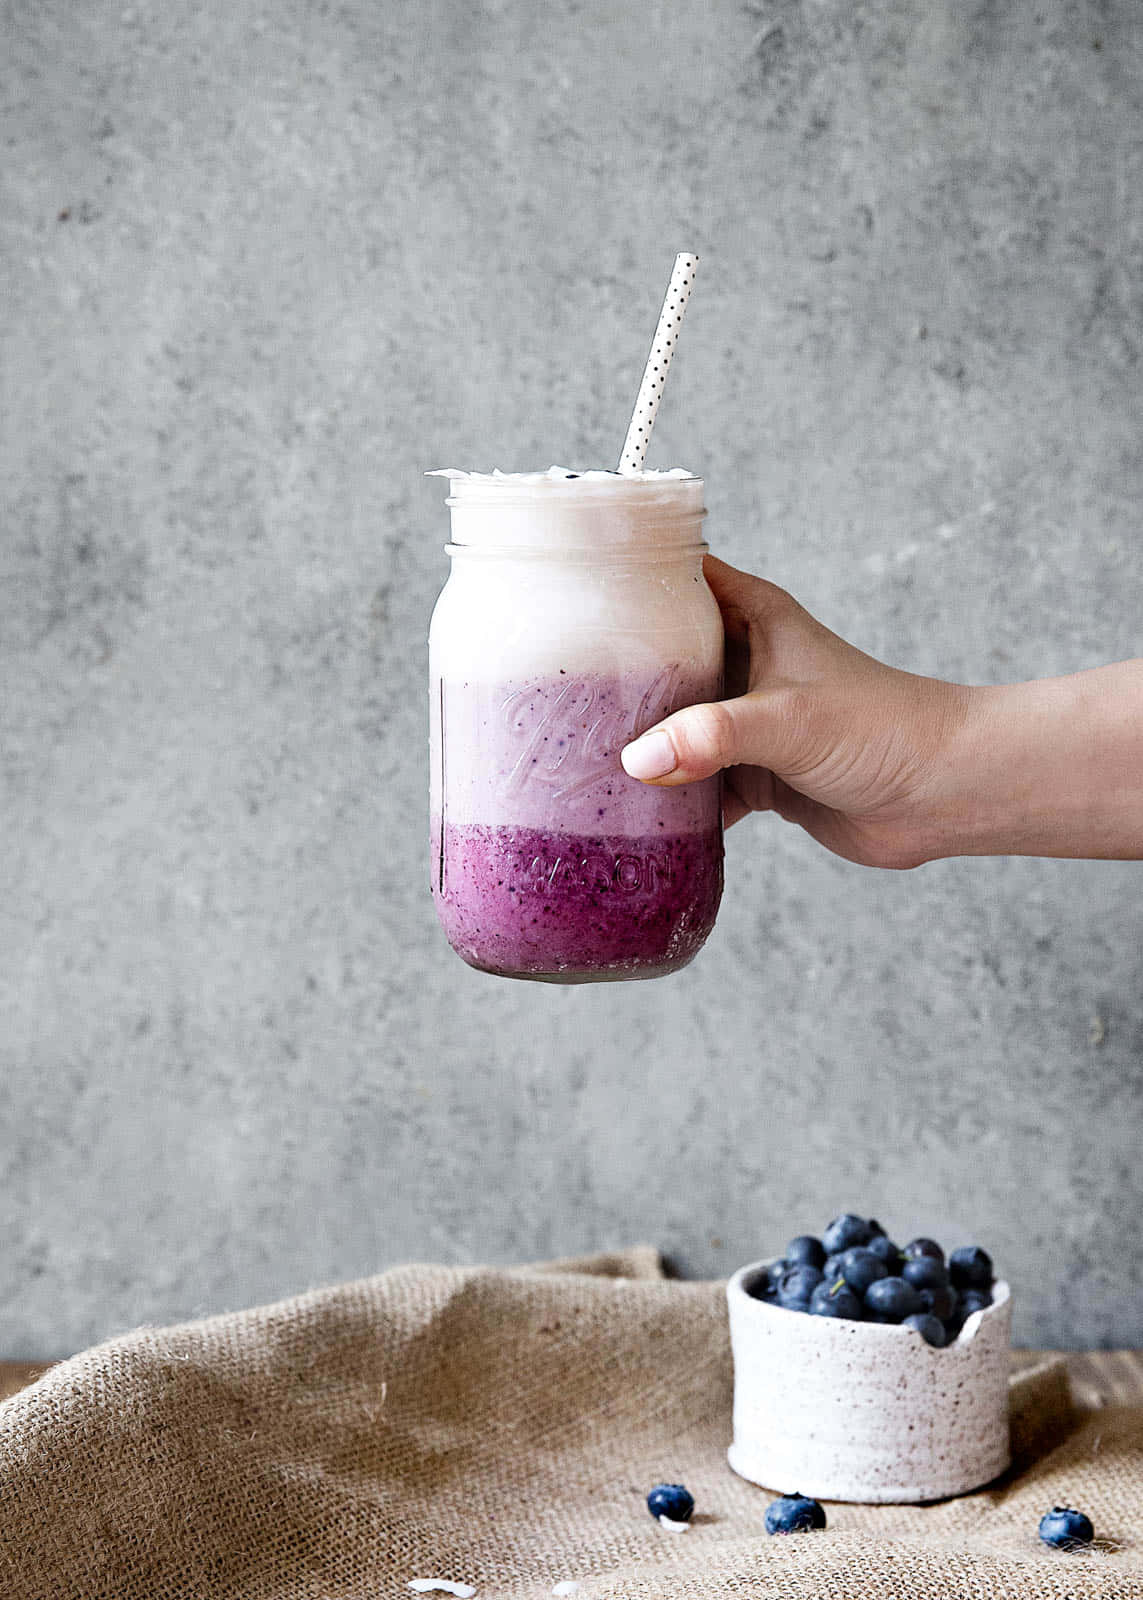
[3,0,1141,1357]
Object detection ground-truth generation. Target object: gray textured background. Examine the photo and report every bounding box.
[3,0,1142,1358]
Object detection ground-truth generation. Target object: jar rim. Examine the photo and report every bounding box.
[444,540,710,564]
[442,476,704,510]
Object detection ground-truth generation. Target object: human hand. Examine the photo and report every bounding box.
[620,555,973,869]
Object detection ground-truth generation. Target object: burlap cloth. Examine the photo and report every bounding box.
[0,1248,1139,1599]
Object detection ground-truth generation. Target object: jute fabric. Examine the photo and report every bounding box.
[0,1248,1138,1598]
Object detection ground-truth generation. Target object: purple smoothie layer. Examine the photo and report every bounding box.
[432,822,723,980]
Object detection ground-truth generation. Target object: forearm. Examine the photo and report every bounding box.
[923,662,1143,860]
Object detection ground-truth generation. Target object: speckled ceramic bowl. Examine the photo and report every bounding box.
[727,1258,1012,1503]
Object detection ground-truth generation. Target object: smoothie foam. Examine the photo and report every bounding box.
[427,466,696,482]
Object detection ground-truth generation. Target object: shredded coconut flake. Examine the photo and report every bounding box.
[658,1513,692,1533]
[425,466,695,483]
[551,1584,582,1596]
[408,1582,477,1598]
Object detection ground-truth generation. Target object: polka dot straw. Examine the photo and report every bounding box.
[618,252,699,474]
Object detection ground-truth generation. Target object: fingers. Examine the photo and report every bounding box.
[620,700,736,783]
[701,554,800,644]
[722,785,753,828]
[724,762,777,823]
[619,559,836,790]
[620,689,803,787]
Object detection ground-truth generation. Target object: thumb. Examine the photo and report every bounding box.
[620,689,801,786]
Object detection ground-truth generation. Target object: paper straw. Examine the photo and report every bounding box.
[618,252,699,474]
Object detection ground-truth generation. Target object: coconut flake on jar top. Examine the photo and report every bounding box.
[427,468,724,983]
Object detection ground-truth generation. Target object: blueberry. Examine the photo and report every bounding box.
[865,1218,887,1238]
[958,1288,992,1319]
[647,1483,694,1523]
[749,1261,785,1301]
[902,1237,944,1264]
[777,1265,823,1309]
[903,1312,948,1346]
[822,1213,873,1255]
[809,1280,863,1319]
[919,1283,957,1321]
[764,1493,827,1535]
[822,1252,844,1281]
[785,1235,826,1271]
[949,1245,993,1291]
[838,1247,889,1296]
[864,1276,924,1322]
[866,1234,903,1271]
[902,1256,949,1293]
[1038,1506,1094,1550]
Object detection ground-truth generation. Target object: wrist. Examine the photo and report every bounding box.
[919,667,1143,860]
[925,682,1047,859]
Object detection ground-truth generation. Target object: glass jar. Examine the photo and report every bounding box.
[428,470,724,983]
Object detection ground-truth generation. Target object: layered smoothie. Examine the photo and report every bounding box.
[432,666,722,980]
[428,468,724,984]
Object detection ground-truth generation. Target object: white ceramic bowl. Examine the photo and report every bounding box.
[727,1258,1012,1503]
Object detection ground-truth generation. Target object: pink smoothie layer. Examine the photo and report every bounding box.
[432,822,723,980]
[437,667,720,835]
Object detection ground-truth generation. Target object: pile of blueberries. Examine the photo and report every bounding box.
[747,1212,996,1347]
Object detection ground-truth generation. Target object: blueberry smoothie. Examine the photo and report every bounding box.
[427,468,724,984]
[431,666,723,981]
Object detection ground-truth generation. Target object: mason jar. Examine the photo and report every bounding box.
[428,469,724,983]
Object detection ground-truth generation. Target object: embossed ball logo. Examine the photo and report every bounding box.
[500,664,685,802]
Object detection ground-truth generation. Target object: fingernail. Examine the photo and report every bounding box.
[620,729,677,781]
